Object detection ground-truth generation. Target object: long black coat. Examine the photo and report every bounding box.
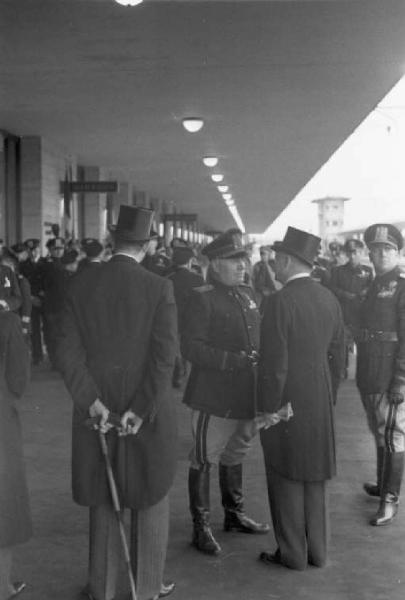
[258,277,345,482]
[0,312,31,547]
[182,281,260,419]
[56,254,178,510]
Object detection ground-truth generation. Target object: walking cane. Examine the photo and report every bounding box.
[86,415,138,600]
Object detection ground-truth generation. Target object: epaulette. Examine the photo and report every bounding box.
[194,284,214,293]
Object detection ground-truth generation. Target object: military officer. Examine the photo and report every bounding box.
[181,229,269,557]
[357,223,405,526]
[329,238,373,375]
[77,238,105,273]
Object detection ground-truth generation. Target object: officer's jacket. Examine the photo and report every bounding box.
[182,280,260,419]
[356,268,405,396]
[329,262,373,328]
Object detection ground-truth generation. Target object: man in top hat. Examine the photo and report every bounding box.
[329,238,373,377]
[356,223,405,526]
[258,226,345,570]
[56,205,178,600]
[181,229,269,557]
[167,246,204,388]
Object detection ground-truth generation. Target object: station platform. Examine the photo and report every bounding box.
[13,367,405,600]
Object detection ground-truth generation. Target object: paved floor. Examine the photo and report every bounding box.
[12,367,405,600]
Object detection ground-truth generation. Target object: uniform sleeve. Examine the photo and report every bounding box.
[130,278,178,419]
[181,290,248,371]
[327,300,346,404]
[56,296,100,413]
[257,292,290,413]
[389,283,405,397]
[5,313,30,396]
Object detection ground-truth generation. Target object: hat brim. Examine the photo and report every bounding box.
[367,240,398,250]
[272,241,314,267]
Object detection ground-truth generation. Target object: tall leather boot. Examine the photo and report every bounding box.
[188,466,221,555]
[364,446,385,497]
[370,451,404,526]
[219,463,270,534]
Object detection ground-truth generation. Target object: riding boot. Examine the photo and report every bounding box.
[188,466,221,555]
[364,446,385,497]
[370,451,404,526]
[219,463,270,534]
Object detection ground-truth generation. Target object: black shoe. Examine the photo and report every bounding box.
[369,493,399,526]
[8,582,26,599]
[363,482,380,497]
[259,549,281,566]
[224,511,270,534]
[192,524,221,555]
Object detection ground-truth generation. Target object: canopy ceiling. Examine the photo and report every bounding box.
[1,0,405,233]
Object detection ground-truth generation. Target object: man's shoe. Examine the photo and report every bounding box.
[369,493,399,526]
[8,582,26,599]
[258,549,281,566]
[192,524,221,555]
[149,581,176,600]
[363,482,380,497]
[224,511,270,534]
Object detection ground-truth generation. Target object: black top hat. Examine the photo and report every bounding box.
[202,229,247,260]
[110,205,154,242]
[272,227,321,267]
[364,223,403,251]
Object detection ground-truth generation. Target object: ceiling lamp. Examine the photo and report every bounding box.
[203,157,218,167]
[115,0,143,5]
[211,174,224,183]
[222,193,232,201]
[225,199,235,207]
[217,185,229,193]
[182,118,204,133]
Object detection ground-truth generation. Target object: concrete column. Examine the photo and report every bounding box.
[20,136,43,243]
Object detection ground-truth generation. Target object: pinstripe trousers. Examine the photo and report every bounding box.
[88,495,169,600]
[360,393,405,452]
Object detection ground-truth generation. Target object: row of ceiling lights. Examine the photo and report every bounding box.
[182,118,246,233]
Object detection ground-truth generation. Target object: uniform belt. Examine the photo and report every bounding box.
[358,329,398,342]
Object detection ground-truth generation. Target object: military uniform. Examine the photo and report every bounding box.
[182,229,269,557]
[357,223,405,526]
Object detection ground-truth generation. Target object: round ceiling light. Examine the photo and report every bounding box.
[217,185,229,193]
[225,199,235,207]
[211,174,224,183]
[182,118,204,133]
[203,157,218,167]
[115,0,143,5]
[222,193,232,201]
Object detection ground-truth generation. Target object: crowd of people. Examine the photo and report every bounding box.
[1,206,405,600]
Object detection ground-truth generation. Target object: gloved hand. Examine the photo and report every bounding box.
[387,391,404,405]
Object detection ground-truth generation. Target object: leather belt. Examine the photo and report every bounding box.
[358,329,398,343]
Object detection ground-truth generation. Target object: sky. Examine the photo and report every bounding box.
[260,75,405,243]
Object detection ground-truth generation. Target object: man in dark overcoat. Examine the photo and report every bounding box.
[182,230,269,557]
[167,246,204,387]
[356,224,405,526]
[258,227,345,571]
[56,206,178,600]
[0,312,31,599]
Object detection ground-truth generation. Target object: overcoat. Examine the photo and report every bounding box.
[0,312,31,547]
[182,280,260,419]
[258,277,345,482]
[56,254,178,510]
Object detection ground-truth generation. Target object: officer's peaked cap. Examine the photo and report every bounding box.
[61,249,79,265]
[364,223,403,251]
[202,229,247,260]
[11,242,27,254]
[24,238,40,250]
[272,227,321,267]
[344,238,364,252]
